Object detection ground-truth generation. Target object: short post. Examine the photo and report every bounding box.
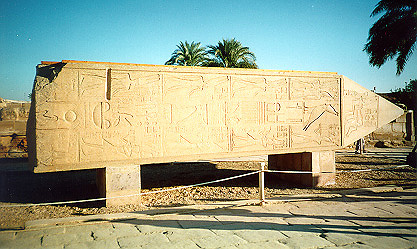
[259,162,265,205]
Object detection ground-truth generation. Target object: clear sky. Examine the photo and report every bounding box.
[1,0,416,101]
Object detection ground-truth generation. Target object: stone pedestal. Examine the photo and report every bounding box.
[268,151,335,187]
[96,165,141,206]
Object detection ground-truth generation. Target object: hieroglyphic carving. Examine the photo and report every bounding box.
[340,76,403,147]
[290,77,339,101]
[343,90,378,137]
[30,61,403,172]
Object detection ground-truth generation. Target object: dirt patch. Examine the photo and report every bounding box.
[0,150,415,230]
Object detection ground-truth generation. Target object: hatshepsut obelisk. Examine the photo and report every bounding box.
[27,60,404,205]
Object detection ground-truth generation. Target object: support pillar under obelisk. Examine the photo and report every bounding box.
[268,151,336,187]
[96,165,141,206]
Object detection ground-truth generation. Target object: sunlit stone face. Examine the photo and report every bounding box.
[28,61,403,172]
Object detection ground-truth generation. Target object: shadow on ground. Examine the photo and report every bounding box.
[0,159,293,206]
[0,153,414,207]
[0,158,100,205]
[83,189,416,239]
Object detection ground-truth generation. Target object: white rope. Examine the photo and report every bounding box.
[338,164,409,173]
[336,151,408,159]
[266,164,410,174]
[143,171,260,195]
[0,164,411,208]
[266,170,334,174]
[0,171,260,208]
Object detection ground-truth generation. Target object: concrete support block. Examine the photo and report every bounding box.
[268,151,335,187]
[96,165,141,206]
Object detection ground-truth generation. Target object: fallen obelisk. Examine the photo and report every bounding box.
[27,60,404,205]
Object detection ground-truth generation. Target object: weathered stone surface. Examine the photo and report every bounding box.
[4,186,415,248]
[0,120,27,136]
[0,102,30,121]
[28,60,404,173]
[117,232,169,248]
[192,233,248,248]
[281,234,334,248]
[341,76,403,147]
[0,98,30,158]
[361,236,414,249]
[0,135,27,158]
[96,165,140,206]
[0,99,30,136]
[268,151,336,187]
[371,110,414,142]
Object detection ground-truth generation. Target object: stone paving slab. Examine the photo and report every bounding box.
[232,240,290,249]
[233,229,287,242]
[64,238,120,249]
[323,243,375,249]
[41,230,94,247]
[0,234,43,249]
[278,224,324,237]
[117,232,170,248]
[321,232,364,247]
[165,227,217,242]
[140,238,200,249]
[0,186,416,249]
[360,236,415,249]
[281,233,335,248]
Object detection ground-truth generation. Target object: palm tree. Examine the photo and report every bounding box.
[364,0,417,75]
[165,41,207,66]
[205,38,258,69]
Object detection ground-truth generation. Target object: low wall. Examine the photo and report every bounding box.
[0,98,30,158]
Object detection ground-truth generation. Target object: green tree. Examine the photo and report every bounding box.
[364,0,417,75]
[205,38,258,68]
[165,41,207,66]
[390,79,416,110]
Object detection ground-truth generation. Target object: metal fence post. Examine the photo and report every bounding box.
[259,162,265,205]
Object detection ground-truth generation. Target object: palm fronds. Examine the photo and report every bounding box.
[364,0,417,75]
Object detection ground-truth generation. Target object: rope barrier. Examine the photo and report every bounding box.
[0,171,260,208]
[336,151,408,159]
[265,164,410,174]
[0,163,412,208]
[337,164,409,173]
[143,171,260,195]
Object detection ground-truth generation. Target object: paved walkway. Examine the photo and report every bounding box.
[0,186,415,249]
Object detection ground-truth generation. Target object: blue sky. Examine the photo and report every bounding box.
[1,0,416,101]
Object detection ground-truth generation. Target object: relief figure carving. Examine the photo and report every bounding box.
[303,103,339,131]
[290,78,339,101]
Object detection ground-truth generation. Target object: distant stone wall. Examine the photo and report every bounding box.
[0,97,30,158]
[370,110,415,145]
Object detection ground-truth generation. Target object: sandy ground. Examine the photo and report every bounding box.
[0,148,415,230]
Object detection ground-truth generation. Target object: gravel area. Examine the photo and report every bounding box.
[0,149,415,230]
